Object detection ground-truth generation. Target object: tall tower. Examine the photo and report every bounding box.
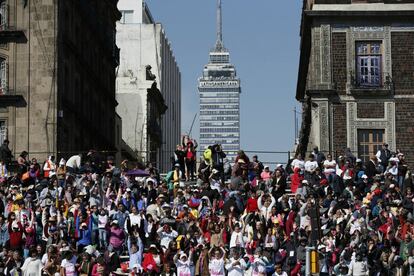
[198,0,241,162]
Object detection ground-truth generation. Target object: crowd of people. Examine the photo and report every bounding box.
[0,137,413,276]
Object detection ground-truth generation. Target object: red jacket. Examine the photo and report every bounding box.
[8,221,24,249]
[246,197,258,213]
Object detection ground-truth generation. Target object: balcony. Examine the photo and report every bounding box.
[349,73,394,98]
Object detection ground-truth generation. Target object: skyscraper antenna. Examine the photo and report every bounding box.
[215,0,224,51]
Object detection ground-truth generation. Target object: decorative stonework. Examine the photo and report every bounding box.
[347,101,396,153]
[320,25,331,84]
[318,101,329,152]
[312,27,321,87]
[346,26,392,93]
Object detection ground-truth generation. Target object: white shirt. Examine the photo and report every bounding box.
[304,160,318,173]
[225,257,247,276]
[157,228,178,249]
[61,257,78,276]
[209,258,225,276]
[291,159,305,170]
[230,231,244,248]
[176,259,193,276]
[66,155,81,169]
[323,160,337,173]
[21,257,43,276]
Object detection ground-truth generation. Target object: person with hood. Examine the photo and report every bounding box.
[290,168,304,194]
[174,249,194,276]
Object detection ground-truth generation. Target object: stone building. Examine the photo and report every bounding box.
[116,0,181,172]
[296,0,414,163]
[0,0,121,161]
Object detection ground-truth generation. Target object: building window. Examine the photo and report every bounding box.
[0,58,7,95]
[120,10,133,24]
[357,129,384,163]
[356,42,382,87]
[0,121,6,145]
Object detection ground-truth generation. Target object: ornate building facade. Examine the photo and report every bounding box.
[0,0,121,160]
[198,0,241,161]
[296,0,414,163]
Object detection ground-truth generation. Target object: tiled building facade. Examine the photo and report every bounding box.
[296,0,414,164]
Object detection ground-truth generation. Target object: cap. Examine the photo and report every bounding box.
[361,174,368,179]
[212,169,219,174]
[237,159,246,164]
[356,159,362,163]
[182,204,189,209]
[264,166,269,169]
[81,222,87,227]
[174,163,180,167]
[302,180,308,184]
[126,188,132,192]
[162,203,171,209]
[111,220,119,225]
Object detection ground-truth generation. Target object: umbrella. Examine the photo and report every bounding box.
[126,169,150,177]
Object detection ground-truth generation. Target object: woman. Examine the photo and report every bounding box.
[91,256,106,276]
[142,244,162,274]
[208,247,226,276]
[21,247,43,276]
[183,136,197,181]
[78,253,92,276]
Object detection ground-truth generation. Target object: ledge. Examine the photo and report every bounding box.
[0,95,27,107]
[350,87,393,98]
[0,30,27,44]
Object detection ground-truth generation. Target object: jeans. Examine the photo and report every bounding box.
[98,228,107,249]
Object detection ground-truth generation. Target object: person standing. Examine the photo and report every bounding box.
[0,139,12,168]
[376,143,392,172]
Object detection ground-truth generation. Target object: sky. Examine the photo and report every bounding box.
[146,0,303,164]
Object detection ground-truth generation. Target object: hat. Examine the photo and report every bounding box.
[237,159,246,164]
[59,158,66,166]
[356,159,362,163]
[194,189,199,193]
[182,204,189,209]
[318,244,326,250]
[276,164,283,168]
[264,166,269,169]
[302,180,308,184]
[162,203,171,209]
[157,194,165,199]
[361,174,368,179]
[73,198,81,204]
[174,163,180,168]
[81,222,87,228]
[180,253,187,259]
[79,191,87,196]
[212,169,219,174]
[111,220,119,225]
[126,188,132,192]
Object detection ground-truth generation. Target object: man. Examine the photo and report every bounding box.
[376,143,391,172]
[252,155,264,179]
[0,139,12,168]
[312,146,326,166]
[365,156,380,179]
[304,154,318,182]
[66,153,82,173]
